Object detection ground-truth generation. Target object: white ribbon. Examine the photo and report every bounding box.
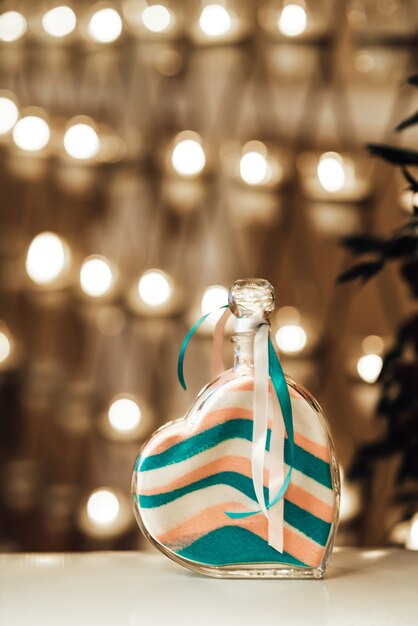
[213,312,285,553]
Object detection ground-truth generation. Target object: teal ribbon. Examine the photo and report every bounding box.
[177,307,294,518]
[177,305,228,390]
[226,338,294,518]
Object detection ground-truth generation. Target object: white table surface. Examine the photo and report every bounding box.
[1,547,417,626]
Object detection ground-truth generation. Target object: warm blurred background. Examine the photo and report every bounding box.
[0,0,417,554]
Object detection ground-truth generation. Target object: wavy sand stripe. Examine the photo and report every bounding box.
[147,413,329,464]
[137,441,334,508]
[135,439,252,489]
[285,466,335,507]
[139,420,332,489]
[285,483,334,523]
[177,525,308,567]
[294,432,329,463]
[148,408,253,456]
[139,456,267,496]
[139,484,257,536]
[139,481,334,542]
[158,503,324,568]
[139,455,333,524]
[138,475,331,546]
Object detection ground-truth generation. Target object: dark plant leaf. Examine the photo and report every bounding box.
[383,343,403,365]
[348,453,373,481]
[396,111,418,132]
[390,364,418,395]
[397,315,418,355]
[407,75,418,87]
[341,234,383,254]
[383,235,418,258]
[338,259,383,283]
[349,439,397,481]
[393,490,418,504]
[367,144,418,166]
[401,166,418,192]
[401,260,418,297]
[396,445,418,483]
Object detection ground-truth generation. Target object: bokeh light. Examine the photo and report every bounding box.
[340,480,361,522]
[276,324,307,354]
[201,285,228,315]
[26,233,67,285]
[108,396,142,433]
[199,4,231,37]
[0,331,11,364]
[171,136,206,177]
[64,123,100,160]
[138,269,172,306]
[0,97,19,135]
[0,11,27,42]
[357,353,383,383]
[142,4,172,33]
[80,256,114,297]
[42,6,77,38]
[88,8,122,43]
[406,514,418,550]
[240,151,269,185]
[13,116,50,152]
[278,4,307,37]
[86,489,120,526]
[317,152,346,192]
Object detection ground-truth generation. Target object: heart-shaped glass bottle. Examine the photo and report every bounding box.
[132,279,340,578]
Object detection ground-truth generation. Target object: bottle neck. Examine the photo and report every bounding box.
[232,332,255,372]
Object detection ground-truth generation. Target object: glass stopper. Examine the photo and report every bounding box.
[228,278,275,319]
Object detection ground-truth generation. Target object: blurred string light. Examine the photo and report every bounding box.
[0,330,11,364]
[357,353,383,383]
[13,116,50,152]
[26,232,67,285]
[240,152,268,185]
[0,96,19,135]
[80,256,114,298]
[79,487,133,539]
[278,3,307,37]
[357,335,384,383]
[406,514,418,550]
[276,324,307,354]
[239,143,270,186]
[199,4,232,37]
[87,489,120,526]
[0,11,27,42]
[142,4,172,33]
[317,152,346,192]
[339,469,361,522]
[64,122,100,160]
[389,519,410,545]
[196,284,229,333]
[399,188,418,215]
[201,284,228,315]
[171,134,206,177]
[138,269,172,307]
[87,7,122,43]
[42,6,77,38]
[108,396,142,433]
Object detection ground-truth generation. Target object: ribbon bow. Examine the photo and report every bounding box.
[177,306,294,554]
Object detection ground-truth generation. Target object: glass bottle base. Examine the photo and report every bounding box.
[183,563,325,580]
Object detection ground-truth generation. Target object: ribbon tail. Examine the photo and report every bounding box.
[177,305,228,390]
[266,337,294,510]
[251,323,270,518]
[266,390,285,552]
[211,308,232,378]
